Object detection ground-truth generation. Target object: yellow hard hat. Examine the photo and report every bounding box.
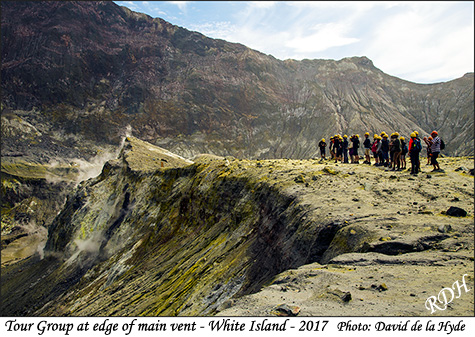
[365,132,370,136]
[343,135,347,138]
[400,136,405,141]
[380,132,385,136]
[410,132,416,138]
[414,131,419,136]
[356,134,359,138]
[322,138,325,142]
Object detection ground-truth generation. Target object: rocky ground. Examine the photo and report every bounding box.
[217,156,474,316]
[218,255,473,317]
[1,138,473,316]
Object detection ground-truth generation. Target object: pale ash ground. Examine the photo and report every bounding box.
[218,156,474,316]
[2,152,474,316]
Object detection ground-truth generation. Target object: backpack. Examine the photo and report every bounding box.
[440,138,445,151]
[393,138,400,151]
[413,138,422,152]
[371,141,378,152]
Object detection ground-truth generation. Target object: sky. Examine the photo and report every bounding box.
[114,1,474,84]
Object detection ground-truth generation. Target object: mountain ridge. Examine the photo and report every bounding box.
[1,1,473,161]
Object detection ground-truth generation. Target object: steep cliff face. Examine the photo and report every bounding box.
[1,1,473,161]
[0,137,343,315]
[1,137,473,316]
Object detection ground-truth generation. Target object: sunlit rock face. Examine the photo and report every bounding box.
[0,137,345,315]
[1,137,473,316]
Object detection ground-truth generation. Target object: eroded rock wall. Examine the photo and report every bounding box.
[1,139,473,317]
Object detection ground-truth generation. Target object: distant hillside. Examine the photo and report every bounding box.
[1,1,473,160]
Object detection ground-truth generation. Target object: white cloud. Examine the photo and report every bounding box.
[285,22,359,54]
[364,2,474,82]
[190,21,235,39]
[248,1,277,9]
[167,1,190,12]
[115,1,474,83]
[117,1,140,11]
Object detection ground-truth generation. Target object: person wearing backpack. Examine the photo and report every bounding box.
[426,131,442,172]
[409,132,422,175]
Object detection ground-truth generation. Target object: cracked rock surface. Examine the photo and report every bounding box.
[1,138,473,316]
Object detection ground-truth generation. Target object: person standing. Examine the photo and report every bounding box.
[390,132,401,171]
[348,135,354,162]
[334,135,343,163]
[409,132,421,175]
[372,134,380,166]
[389,133,396,169]
[425,136,432,165]
[400,136,407,170]
[381,133,390,167]
[318,138,327,160]
[363,132,371,164]
[329,137,335,160]
[332,136,338,162]
[427,131,442,172]
[342,135,349,163]
[353,134,360,164]
[413,131,422,172]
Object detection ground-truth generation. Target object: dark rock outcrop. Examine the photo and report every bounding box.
[446,206,468,217]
